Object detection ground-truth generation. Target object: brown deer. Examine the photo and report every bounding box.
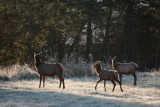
[34,52,65,89]
[111,56,139,86]
[94,61,123,92]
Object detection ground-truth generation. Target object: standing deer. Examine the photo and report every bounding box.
[34,52,65,89]
[94,61,123,92]
[111,56,139,86]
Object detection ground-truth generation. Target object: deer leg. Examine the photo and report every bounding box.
[95,79,102,90]
[119,74,122,85]
[103,80,106,91]
[60,77,65,89]
[60,76,65,89]
[62,77,65,89]
[57,74,65,89]
[111,80,116,92]
[115,77,123,92]
[43,75,45,87]
[39,75,42,88]
[59,80,61,88]
[132,72,137,86]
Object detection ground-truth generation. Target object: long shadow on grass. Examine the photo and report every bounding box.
[108,74,160,90]
[0,88,159,107]
[89,91,130,98]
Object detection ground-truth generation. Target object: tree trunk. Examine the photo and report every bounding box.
[68,35,80,55]
[122,0,134,60]
[57,35,65,62]
[68,21,85,55]
[155,35,160,69]
[102,7,112,58]
[85,18,92,60]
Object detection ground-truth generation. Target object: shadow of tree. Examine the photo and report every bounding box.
[0,88,159,107]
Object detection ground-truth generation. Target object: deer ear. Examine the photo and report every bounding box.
[98,61,101,64]
[34,52,36,55]
[39,52,42,55]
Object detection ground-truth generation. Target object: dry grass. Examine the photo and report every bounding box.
[0,72,160,107]
[0,61,160,107]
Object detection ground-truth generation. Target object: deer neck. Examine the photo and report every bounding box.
[112,61,118,70]
[35,58,41,68]
[96,68,101,74]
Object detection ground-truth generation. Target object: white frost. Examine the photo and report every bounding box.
[0,72,160,107]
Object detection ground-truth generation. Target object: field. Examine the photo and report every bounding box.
[0,70,160,107]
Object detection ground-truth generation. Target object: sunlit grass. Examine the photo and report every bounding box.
[0,63,160,107]
[0,71,160,107]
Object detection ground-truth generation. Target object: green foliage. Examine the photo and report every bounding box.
[0,0,160,69]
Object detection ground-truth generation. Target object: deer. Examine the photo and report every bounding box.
[94,61,123,92]
[34,52,65,89]
[111,56,139,86]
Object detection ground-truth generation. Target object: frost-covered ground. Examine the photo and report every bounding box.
[0,72,160,107]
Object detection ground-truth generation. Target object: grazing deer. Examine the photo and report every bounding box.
[111,56,139,86]
[34,52,65,89]
[94,61,123,92]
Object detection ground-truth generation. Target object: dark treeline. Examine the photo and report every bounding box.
[0,0,160,71]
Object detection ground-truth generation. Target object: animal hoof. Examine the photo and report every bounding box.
[121,89,123,92]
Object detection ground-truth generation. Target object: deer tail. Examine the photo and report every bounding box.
[57,63,65,71]
[131,62,139,70]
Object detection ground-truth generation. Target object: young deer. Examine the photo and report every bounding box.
[34,53,65,89]
[94,61,123,92]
